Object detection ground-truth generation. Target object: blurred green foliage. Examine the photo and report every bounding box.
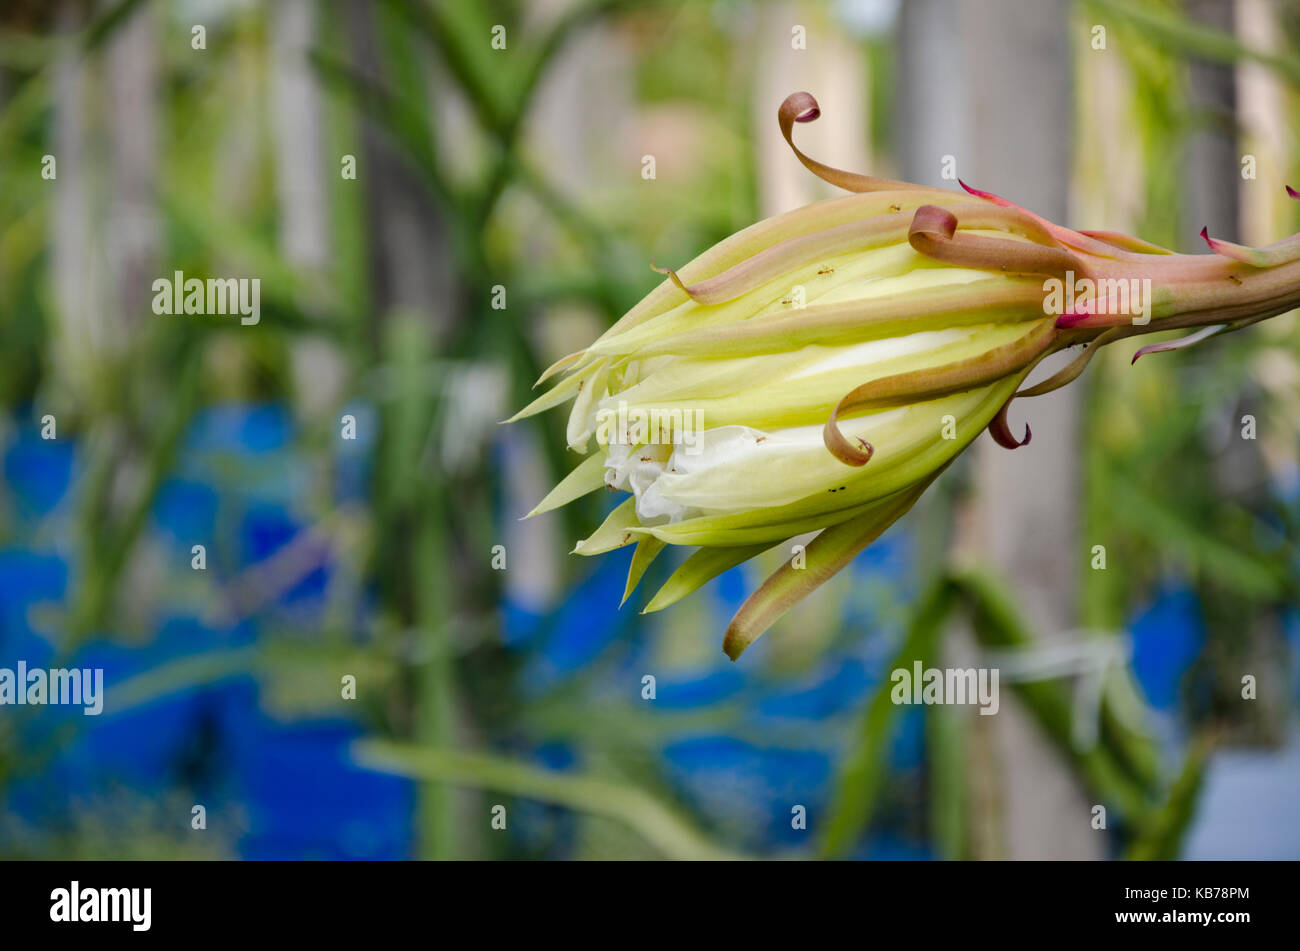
[0,0,1297,860]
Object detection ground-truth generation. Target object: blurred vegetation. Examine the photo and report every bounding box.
[0,0,1297,860]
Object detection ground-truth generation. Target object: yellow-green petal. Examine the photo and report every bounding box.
[642,542,775,614]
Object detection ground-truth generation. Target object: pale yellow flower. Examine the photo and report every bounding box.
[513,92,1300,659]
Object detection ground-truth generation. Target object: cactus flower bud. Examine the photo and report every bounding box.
[512,92,1300,660]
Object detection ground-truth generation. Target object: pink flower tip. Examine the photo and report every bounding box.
[958,179,1011,206]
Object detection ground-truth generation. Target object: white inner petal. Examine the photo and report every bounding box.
[604,442,680,522]
[787,327,972,380]
[602,410,909,523]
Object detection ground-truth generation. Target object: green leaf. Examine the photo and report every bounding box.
[1109,479,1286,600]
[353,739,744,861]
[1126,735,1211,861]
[952,569,1155,820]
[1087,0,1300,87]
[819,576,957,857]
[927,701,970,860]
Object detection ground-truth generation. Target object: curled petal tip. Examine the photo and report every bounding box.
[1000,421,1031,448]
[1199,225,1211,244]
[910,203,958,239]
[824,419,875,466]
[836,438,875,467]
[779,91,920,193]
[779,91,821,124]
[650,259,691,296]
[990,399,1031,449]
[1287,185,1299,200]
[910,203,1080,278]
